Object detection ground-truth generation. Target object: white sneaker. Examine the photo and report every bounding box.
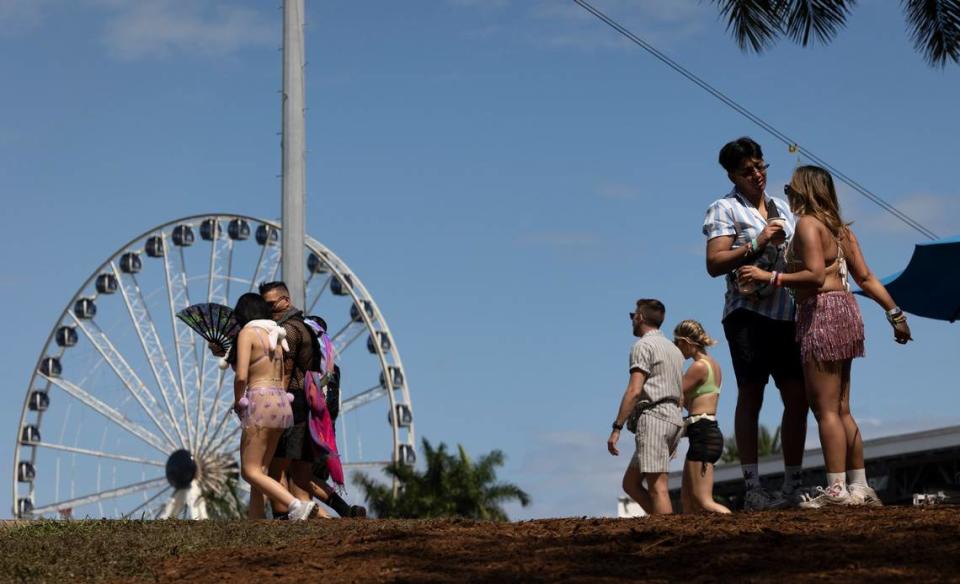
[743,488,787,511]
[799,483,853,509]
[848,484,883,507]
[287,499,318,521]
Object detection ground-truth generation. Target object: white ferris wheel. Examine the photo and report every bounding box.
[12,214,415,519]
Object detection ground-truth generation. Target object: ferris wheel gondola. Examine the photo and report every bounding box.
[13,214,414,519]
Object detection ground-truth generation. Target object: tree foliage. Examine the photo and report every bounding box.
[203,477,247,519]
[709,0,960,67]
[353,438,530,520]
[721,424,782,463]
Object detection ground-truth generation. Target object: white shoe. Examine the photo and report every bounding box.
[287,500,318,521]
[799,483,852,509]
[743,488,787,511]
[848,484,883,507]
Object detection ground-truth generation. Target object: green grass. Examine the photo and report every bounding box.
[0,520,313,582]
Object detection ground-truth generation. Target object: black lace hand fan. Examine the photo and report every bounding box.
[176,303,241,348]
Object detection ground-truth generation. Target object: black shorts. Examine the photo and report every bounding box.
[685,419,724,464]
[274,422,315,462]
[722,308,803,387]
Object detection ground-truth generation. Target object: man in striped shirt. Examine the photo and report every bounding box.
[702,137,808,510]
[608,299,684,515]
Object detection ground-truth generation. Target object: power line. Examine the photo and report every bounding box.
[572,0,938,241]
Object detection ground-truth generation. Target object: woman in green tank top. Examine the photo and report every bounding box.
[674,320,731,514]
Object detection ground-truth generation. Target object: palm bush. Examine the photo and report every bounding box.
[353,438,530,520]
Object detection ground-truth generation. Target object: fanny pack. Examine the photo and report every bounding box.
[626,397,681,434]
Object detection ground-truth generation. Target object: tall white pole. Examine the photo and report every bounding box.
[281,0,306,308]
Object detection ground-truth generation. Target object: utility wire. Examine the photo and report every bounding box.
[572,0,938,241]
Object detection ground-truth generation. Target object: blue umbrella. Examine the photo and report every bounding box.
[855,236,960,322]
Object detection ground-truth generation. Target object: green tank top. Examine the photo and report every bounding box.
[687,358,721,398]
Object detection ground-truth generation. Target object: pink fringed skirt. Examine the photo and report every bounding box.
[795,291,865,363]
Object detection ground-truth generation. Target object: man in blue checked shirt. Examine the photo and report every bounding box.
[702,137,809,511]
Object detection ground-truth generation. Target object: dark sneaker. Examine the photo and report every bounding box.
[743,488,787,511]
[349,505,368,518]
[779,489,806,508]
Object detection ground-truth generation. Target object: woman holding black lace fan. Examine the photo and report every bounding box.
[229,293,318,520]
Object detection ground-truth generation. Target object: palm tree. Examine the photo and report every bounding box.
[353,438,531,520]
[202,477,247,519]
[721,424,782,463]
[709,1,960,68]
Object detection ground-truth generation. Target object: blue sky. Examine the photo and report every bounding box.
[2,0,958,520]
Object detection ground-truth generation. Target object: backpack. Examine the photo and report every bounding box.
[302,316,345,490]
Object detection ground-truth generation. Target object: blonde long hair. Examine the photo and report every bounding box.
[673,320,717,350]
[787,165,850,238]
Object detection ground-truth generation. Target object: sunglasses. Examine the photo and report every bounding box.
[736,163,770,179]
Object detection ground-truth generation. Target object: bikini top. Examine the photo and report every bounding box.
[686,358,721,398]
[785,235,850,293]
[243,320,287,381]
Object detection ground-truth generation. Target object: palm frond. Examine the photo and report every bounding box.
[784,0,856,46]
[351,437,529,520]
[902,0,960,67]
[709,0,788,53]
[484,483,531,507]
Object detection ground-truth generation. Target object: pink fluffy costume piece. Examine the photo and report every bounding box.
[240,388,295,429]
[795,291,865,363]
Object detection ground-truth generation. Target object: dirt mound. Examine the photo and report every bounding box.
[154,507,960,583]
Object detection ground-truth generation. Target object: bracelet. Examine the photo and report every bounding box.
[769,271,778,285]
[612,421,624,431]
[775,272,783,288]
[886,307,906,325]
[750,238,759,253]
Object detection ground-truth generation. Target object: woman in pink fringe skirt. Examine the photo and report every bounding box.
[739,165,912,509]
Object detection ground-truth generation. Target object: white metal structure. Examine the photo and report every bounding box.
[13,214,415,519]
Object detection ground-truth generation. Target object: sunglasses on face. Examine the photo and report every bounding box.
[736,163,770,179]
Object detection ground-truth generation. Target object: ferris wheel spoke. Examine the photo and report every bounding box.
[199,404,241,458]
[122,485,172,519]
[330,326,366,355]
[197,368,232,453]
[204,420,241,458]
[113,263,190,450]
[330,320,356,341]
[341,383,388,415]
[306,275,333,314]
[30,476,168,516]
[31,441,166,467]
[161,233,201,452]
[249,233,281,292]
[196,228,234,451]
[42,376,171,454]
[68,316,181,449]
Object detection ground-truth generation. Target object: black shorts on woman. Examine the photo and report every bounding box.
[685,418,724,465]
